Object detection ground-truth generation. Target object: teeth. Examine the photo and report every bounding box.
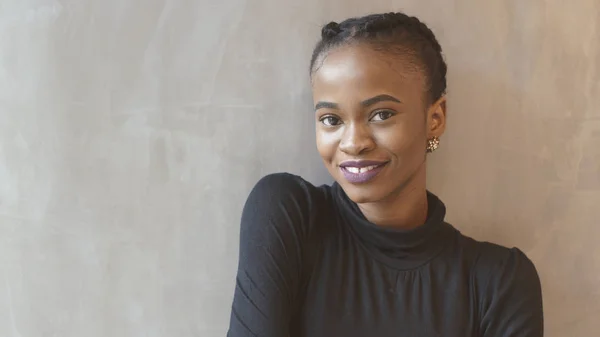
[346,165,378,174]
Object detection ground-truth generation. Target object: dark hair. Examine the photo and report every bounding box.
[310,12,447,104]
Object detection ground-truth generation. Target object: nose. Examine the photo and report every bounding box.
[339,122,376,156]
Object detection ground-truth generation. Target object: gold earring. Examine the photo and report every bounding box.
[426,136,440,153]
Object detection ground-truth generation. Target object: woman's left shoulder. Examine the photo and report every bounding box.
[453,233,539,281]
[469,240,540,284]
[459,238,544,333]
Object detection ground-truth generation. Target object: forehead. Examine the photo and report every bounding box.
[311,44,425,100]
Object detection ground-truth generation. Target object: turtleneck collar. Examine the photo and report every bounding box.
[332,182,456,270]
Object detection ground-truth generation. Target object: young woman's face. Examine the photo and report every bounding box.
[311,44,446,204]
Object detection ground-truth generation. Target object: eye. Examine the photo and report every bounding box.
[370,109,396,122]
[319,115,342,126]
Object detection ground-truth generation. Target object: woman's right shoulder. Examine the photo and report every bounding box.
[241,172,331,234]
[247,172,328,203]
[251,172,312,192]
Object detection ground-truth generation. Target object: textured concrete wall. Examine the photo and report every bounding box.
[0,0,598,336]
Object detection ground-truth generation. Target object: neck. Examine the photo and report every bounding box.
[357,165,428,230]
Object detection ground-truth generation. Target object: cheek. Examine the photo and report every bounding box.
[315,129,338,160]
[377,119,426,155]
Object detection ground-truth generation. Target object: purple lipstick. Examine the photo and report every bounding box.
[339,160,388,184]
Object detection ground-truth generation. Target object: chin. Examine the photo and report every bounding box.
[337,179,392,204]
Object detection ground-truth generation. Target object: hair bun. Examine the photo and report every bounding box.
[321,21,342,39]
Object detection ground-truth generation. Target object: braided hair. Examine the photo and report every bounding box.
[310,12,447,104]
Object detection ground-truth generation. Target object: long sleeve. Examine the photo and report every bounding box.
[478,247,544,337]
[227,173,312,337]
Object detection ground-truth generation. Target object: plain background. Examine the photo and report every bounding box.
[1,0,598,336]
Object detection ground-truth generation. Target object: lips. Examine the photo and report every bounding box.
[339,160,388,184]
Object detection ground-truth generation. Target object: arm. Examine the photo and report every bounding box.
[478,248,544,337]
[227,174,311,337]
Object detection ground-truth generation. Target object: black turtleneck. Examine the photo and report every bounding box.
[227,173,544,337]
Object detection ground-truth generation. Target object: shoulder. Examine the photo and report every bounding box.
[456,234,540,288]
[241,172,331,237]
[245,172,328,211]
[469,239,539,286]
[458,235,542,313]
[454,235,544,333]
[455,235,543,330]
[248,172,319,197]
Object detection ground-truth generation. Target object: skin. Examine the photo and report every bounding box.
[311,43,447,229]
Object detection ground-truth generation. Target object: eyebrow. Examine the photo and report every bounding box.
[314,101,339,110]
[314,94,402,111]
[361,94,402,107]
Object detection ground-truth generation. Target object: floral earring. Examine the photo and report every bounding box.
[426,136,440,153]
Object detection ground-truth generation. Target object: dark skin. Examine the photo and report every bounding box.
[311,43,447,229]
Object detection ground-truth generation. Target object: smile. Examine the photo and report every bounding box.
[344,165,381,174]
[339,161,388,184]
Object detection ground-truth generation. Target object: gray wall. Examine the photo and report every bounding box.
[0,0,598,336]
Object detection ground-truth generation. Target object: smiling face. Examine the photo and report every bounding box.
[311,43,446,205]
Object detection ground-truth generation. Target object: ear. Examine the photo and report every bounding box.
[426,95,447,138]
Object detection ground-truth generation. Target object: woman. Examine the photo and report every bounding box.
[227,12,543,337]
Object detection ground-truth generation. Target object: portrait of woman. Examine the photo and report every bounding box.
[227,12,543,337]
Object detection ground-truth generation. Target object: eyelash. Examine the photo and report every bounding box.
[371,110,395,121]
[319,110,396,126]
[320,116,341,126]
